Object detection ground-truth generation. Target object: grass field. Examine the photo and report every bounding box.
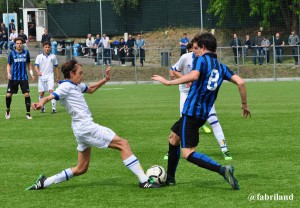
[0,81,299,208]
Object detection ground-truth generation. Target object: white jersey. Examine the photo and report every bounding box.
[35,53,58,81]
[171,52,195,92]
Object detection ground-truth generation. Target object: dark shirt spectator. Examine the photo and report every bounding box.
[41,29,52,44]
[126,34,136,66]
[230,33,241,64]
[9,19,16,33]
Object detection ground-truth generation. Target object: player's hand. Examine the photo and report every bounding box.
[241,103,251,118]
[37,71,42,76]
[32,103,42,110]
[31,75,35,81]
[7,74,12,80]
[186,82,192,88]
[104,67,111,81]
[152,75,170,86]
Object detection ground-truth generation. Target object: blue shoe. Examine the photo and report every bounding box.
[223,166,239,190]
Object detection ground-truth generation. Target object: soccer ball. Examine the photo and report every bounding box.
[146,165,167,184]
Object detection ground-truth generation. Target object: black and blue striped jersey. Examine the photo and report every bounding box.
[8,49,30,81]
[182,53,235,120]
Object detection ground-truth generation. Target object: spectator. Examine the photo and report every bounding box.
[8,19,16,33]
[261,36,270,64]
[288,31,300,65]
[84,33,94,56]
[135,34,145,66]
[100,33,111,66]
[93,34,102,65]
[126,34,136,66]
[118,37,127,66]
[254,31,264,65]
[179,33,189,56]
[41,29,52,44]
[244,34,252,56]
[230,33,241,65]
[18,29,29,49]
[9,29,18,50]
[0,29,8,54]
[271,33,285,64]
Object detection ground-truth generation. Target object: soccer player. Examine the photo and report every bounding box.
[5,37,35,120]
[152,33,251,190]
[170,42,233,160]
[26,59,160,190]
[34,41,59,113]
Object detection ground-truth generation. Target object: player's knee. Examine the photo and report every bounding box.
[119,138,130,151]
[74,164,89,175]
[169,132,180,146]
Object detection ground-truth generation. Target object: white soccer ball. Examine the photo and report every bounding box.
[146,165,167,184]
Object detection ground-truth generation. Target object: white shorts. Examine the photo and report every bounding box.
[73,122,116,152]
[38,78,55,93]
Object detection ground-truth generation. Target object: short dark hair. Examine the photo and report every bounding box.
[61,59,82,79]
[14,37,24,44]
[43,41,51,47]
[186,42,193,50]
[196,33,217,52]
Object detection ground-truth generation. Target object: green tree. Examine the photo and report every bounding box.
[113,0,139,15]
[208,0,300,32]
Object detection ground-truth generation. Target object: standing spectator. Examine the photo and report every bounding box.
[118,37,127,66]
[261,36,270,64]
[100,33,111,66]
[126,34,136,66]
[8,19,16,33]
[288,31,300,65]
[93,34,102,65]
[0,29,8,54]
[84,33,94,56]
[230,33,241,65]
[34,41,59,113]
[135,34,145,66]
[244,34,252,56]
[254,31,264,65]
[180,33,189,56]
[18,29,29,49]
[272,33,285,64]
[41,29,52,44]
[5,37,35,120]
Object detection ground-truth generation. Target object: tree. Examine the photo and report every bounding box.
[208,0,300,32]
[113,0,139,15]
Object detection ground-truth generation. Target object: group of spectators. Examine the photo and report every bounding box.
[83,33,145,67]
[230,30,300,65]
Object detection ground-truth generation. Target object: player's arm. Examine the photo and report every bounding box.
[230,74,251,119]
[27,62,35,80]
[152,70,199,86]
[7,64,12,80]
[34,64,42,76]
[32,94,55,110]
[86,67,111,94]
[55,65,60,83]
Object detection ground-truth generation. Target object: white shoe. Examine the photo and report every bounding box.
[26,114,33,120]
[122,64,127,66]
[5,110,10,119]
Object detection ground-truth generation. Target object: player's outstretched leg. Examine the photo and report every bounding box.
[221,165,239,190]
[25,175,47,190]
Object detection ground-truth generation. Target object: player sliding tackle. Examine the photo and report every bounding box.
[26,59,160,190]
[152,33,251,190]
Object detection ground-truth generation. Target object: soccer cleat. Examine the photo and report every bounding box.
[41,107,45,113]
[202,125,211,134]
[51,109,56,114]
[165,176,176,186]
[223,165,240,190]
[163,153,169,160]
[222,151,233,160]
[25,175,47,190]
[5,110,10,119]
[26,114,33,120]
[139,178,161,188]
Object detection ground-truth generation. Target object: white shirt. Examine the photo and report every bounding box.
[53,81,92,132]
[35,53,58,81]
[101,37,110,49]
[9,32,18,41]
[171,52,195,92]
[86,37,94,48]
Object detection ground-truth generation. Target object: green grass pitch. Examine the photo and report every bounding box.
[0,81,299,207]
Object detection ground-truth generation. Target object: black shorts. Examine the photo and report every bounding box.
[7,80,30,94]
[171,115,206,148]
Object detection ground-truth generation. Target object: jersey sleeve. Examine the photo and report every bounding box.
[7,51,13,65]
[53,55,58,66]
[223,65,235,81]
[78,83,88,93]
[171,55,184,72]
[26,51,31,63]
[34,55,40,66]
[193,56,205,73]
[52,82,70,100]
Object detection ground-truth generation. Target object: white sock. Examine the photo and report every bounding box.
[44,168,74,187]
[123,155,148,183]
[51,99,56,110]
[207,114,228,152]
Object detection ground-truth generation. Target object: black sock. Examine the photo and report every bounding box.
[187,152,222,174]
[167,143,180,180]
[25,96,31,114]
[6,96,12,110]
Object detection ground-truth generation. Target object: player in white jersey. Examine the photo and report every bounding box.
[34,41,59,113]
[169,42,232,160]
[26,59,160,190]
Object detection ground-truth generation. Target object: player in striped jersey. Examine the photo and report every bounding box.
[5,37,35,120]
[152,33,251,190]
[170,42,233,160]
